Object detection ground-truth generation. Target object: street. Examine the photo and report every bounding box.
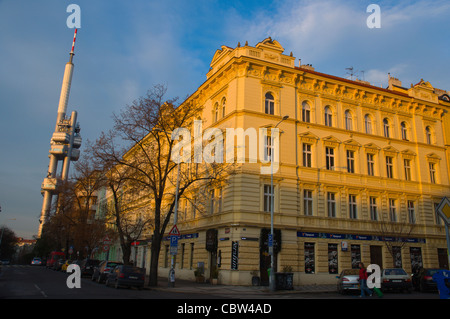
[0,265,440,300]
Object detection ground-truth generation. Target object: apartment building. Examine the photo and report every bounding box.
[125,38,450,286]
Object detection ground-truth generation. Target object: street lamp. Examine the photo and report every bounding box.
[269,115,289,291]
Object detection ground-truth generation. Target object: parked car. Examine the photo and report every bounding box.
[61,260,73,272]
[92,261,123,283]
[31,257,42,266]
[105,265,146,289]
[381,268,412,293]
[79,259,100,277]
[52,257,66,271]
[46,251,65,269]
[412,268,446,292]
[336,269,360,294]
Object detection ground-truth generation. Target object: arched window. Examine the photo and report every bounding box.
[345,110,353,130]
[383,118,390,138]
[364,114,372,134]
[425,126,432,144]
[221,98,226,118]
[214,103,219,122]
[324,106,332,127]
[401,122,408,140]
[302,101,311,123]
[265,92,274,115]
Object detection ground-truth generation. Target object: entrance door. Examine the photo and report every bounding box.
[438,248,449,269]
[370,246,383,268]
[260,251,277,286]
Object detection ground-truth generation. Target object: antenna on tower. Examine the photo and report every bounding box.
[69,28,77,63]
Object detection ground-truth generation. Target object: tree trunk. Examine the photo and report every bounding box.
[148,232,161,286]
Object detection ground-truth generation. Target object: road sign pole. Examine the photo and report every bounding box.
[169,163,181,288]
[445,222,450,269]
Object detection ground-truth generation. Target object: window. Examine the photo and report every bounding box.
[304,190,313,216]
[302,102,311,123]
[345,110,353,130]
[435,203,442,225]
[351,245,361,269]
[303,144,312,167]
[221,98,226,118]
[401,122,408,140]
[210,189,215,214]
[214,103,219,122]
[389,199,397,222]
[349,195,357,219]
[304,243,315,274]
[367,153,375,176]
[264,134,272,162]
[429,163,436,184]
[386,156,394,178]
[328,244,338,274]
[217,188,223,213]
[324,106,332,127]
[263,184,273,213]
[265,93,274,115]
[347,150,355,173]
[408,201,415,224]
[383,118,390,138]
[326,147,335,170]
[364,114,372,134]
[370,197,378,221]
[425,126,432,144]
[327,192,336,218]
[404,159,411,181]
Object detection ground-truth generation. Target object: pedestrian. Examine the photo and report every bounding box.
[359,262,372,297]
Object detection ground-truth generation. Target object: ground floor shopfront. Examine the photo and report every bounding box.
[136,226,450,286]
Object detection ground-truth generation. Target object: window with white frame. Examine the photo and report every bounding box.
[214,103,219,122]
[324,106,332,127]
[383,118,390,138]
[429,162,436,184]
[263,184,273,213]
[370,197,378,221]
[367,153,375,176]
[303,143,312,167]
[389,199,397,222]
[264,134,272,162]
[302,101,311,123]
[265,92,274,115]
[404,159,411,181]
[327,192,336,218]
[401,122,408,140]
[349,194,357,219]
[386,156,394,178]
[408,201,415,224]
[221,98,226,118]
[364,114,372,134]
[425,126,432,144]
[345,110,353,130]
[347,150,355,173]
[304,190,313,216]
[326,147,335,170]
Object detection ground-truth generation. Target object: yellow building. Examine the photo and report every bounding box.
[131,38,450,286]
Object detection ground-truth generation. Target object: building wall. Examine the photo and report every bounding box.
[154,38,450,286]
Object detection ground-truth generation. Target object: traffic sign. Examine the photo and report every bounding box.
[436,197,450,225]
[169,225,180,236]
[170,235,178,255]
[102,245,110,252]
[103,235,112,245]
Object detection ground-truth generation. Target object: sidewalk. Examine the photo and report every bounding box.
[148,277,336,297]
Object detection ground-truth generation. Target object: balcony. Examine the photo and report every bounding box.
[41,178,61,193]
[51,132,70,144]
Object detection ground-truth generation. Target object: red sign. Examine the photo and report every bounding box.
[169,225,180,236]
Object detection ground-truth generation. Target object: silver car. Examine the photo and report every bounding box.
[381,268,412,293]
[336,269,360,294]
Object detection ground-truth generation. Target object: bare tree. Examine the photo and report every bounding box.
[91,84,233,286]
[376,202,416,268]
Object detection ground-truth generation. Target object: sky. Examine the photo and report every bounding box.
[0,0,449,239]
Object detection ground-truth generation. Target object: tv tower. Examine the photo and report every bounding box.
[38,29,82,237]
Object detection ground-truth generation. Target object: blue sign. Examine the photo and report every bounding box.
[268,234,273,247]
[170,235,178,255]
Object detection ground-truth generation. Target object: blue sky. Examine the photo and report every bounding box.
[0,0,449,239]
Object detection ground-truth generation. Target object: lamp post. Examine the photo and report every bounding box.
[269,115,288,292]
